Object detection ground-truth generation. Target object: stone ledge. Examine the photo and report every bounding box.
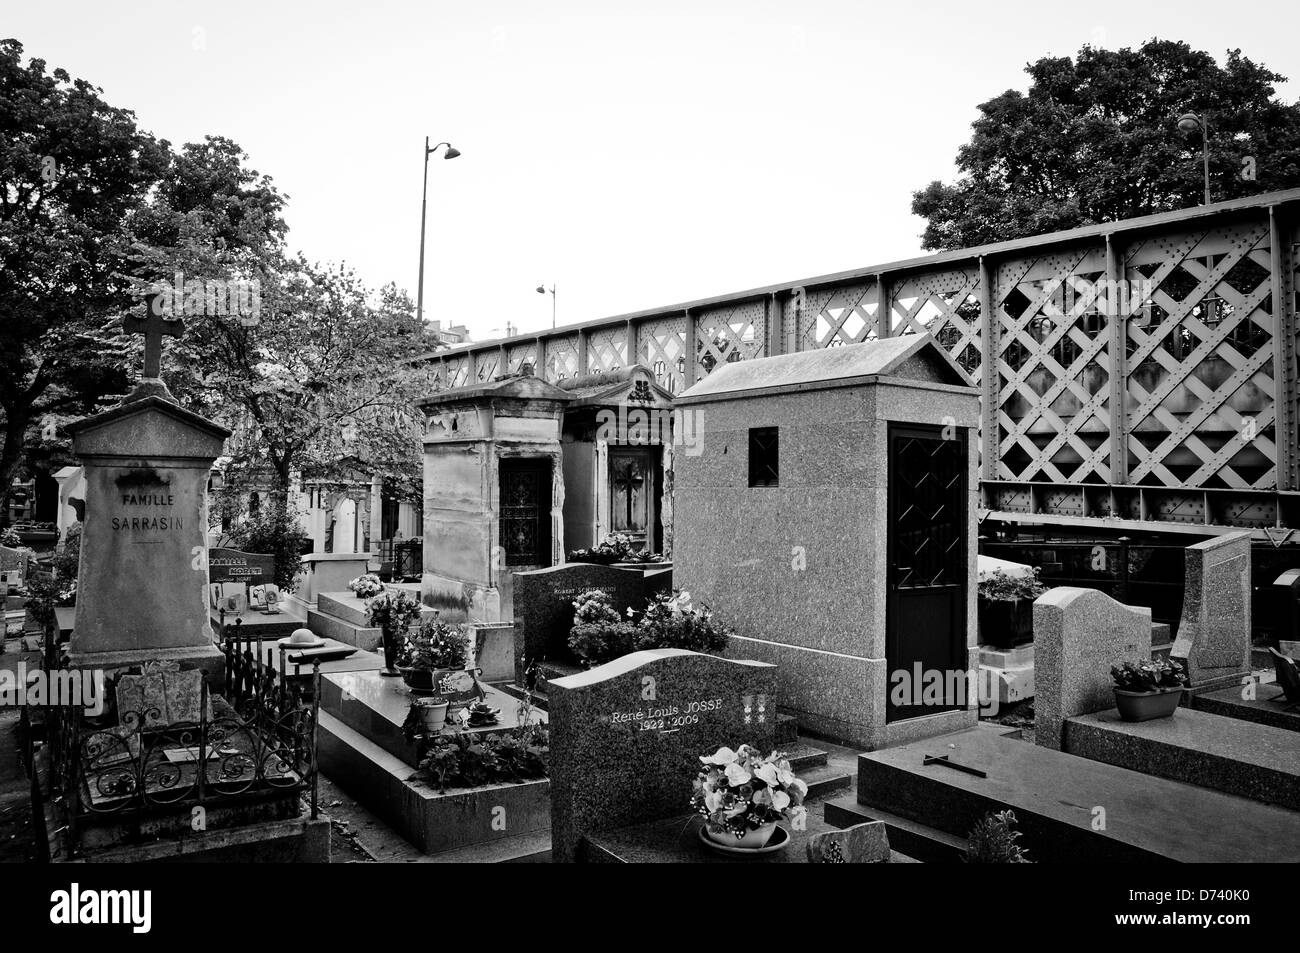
[1064,707,1300,811]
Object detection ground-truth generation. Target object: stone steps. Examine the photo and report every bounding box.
[824,796,965,863]
[855,725,1300,862]
[1064,707,1300,811]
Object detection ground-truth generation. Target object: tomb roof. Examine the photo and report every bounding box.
[675,335,975,404]
[416,371,572,410]
[555,364,675,407]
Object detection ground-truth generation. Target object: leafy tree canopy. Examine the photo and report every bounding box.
[912,39,1300,250]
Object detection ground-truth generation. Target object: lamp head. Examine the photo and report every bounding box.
[1176,113,1202,133]
[443,145,461,159]
[536,285,545,294]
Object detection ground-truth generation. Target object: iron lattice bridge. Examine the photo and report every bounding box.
[416,189,1300,539]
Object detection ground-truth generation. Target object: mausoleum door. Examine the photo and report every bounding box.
[608,449,654,548]
[885,423,967,722]
[499,457,554,568]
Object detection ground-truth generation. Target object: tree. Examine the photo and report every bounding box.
[0,38,169,522]
[183,258,433,515]
[912,39,1300,251]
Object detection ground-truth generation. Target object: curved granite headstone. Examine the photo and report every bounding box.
[1033,587,1151,750]
[548,648,776,863]
[1170,532,1252,691]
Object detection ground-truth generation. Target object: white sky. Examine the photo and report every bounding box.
[7,0,1297,342]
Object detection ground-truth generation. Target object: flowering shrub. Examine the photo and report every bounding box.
[977,569,1046,602]
[567,588,733,667]
[631,589,732,655]
[365,589,422,638]
[567,589,637,664]
[398,618,470,670]
[1110,657,1187,692]
[566,533,664,565]
[691,745,807,838]
[415,725,550,791]
[348,573,385,599]
[964,810,1032,863]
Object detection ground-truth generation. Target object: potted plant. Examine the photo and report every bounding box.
[977,569,1046,648]
[1110,657,1188,722]
[405,695,450,735]
[692,745,808,851]
[365,589,423,674]
[397,616,481,709]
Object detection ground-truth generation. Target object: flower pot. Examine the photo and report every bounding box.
[1113,687,1182,722]
[381,635,401,675]
[978,598,1034,649]
[412,699,449,733]
[704,821,778,850]
[398,666,436,691]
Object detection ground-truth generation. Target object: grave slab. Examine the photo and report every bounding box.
[856,726,1300,862]
[317,711,550,856]
[1064,707,1300,811]
[1193,682,1300,732]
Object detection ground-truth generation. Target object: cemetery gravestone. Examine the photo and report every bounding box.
[548,648,777,862]
[1171,532,1252,691]
[208,548,276,587]
[65,296,229,675]
[1034,587,1152,750]
[806,820,891,863]
[0,545,28,589]
[512,562,672,678]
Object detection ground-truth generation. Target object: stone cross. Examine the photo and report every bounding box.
[122,292,184,380]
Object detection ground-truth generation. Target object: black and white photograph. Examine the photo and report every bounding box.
[1,0,1297,929]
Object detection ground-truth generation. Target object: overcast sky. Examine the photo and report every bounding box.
[8,0,1297,341]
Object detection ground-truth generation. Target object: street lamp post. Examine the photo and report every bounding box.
[1176,112,1212,206]
[536,283,556,328]
[417,138,461,324]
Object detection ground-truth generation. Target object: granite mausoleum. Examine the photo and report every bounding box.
[673,336,981,749]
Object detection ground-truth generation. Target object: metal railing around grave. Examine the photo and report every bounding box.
[45,637,320,858]
[416,190,1300,535]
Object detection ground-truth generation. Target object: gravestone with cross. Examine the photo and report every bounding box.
[66,293,230,677]
[121,292,184,401]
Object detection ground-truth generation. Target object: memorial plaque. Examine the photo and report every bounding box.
[548,648,777,862]
[208,548,277,586]
[512,562,672,679]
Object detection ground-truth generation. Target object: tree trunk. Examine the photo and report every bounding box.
[270,457,293,519]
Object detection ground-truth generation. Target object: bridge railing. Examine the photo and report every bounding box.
[417,189,1300,533]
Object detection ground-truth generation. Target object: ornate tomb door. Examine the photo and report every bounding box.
[608,448,656,550]
[499,457,554,568]
[885,423,967,721]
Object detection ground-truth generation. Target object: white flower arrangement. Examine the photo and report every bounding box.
[691,744,808,838]
[347,573,385,599]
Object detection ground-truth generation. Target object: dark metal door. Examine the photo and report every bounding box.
[499,458,553,567]
[886,423,967,722]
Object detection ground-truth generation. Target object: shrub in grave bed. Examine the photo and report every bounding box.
[566,588,733,668]
[228,509,307,592]
[963,810,1032,863]
[413,723,550,792]
[566,532,664,565]
[976,569,1047,648]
